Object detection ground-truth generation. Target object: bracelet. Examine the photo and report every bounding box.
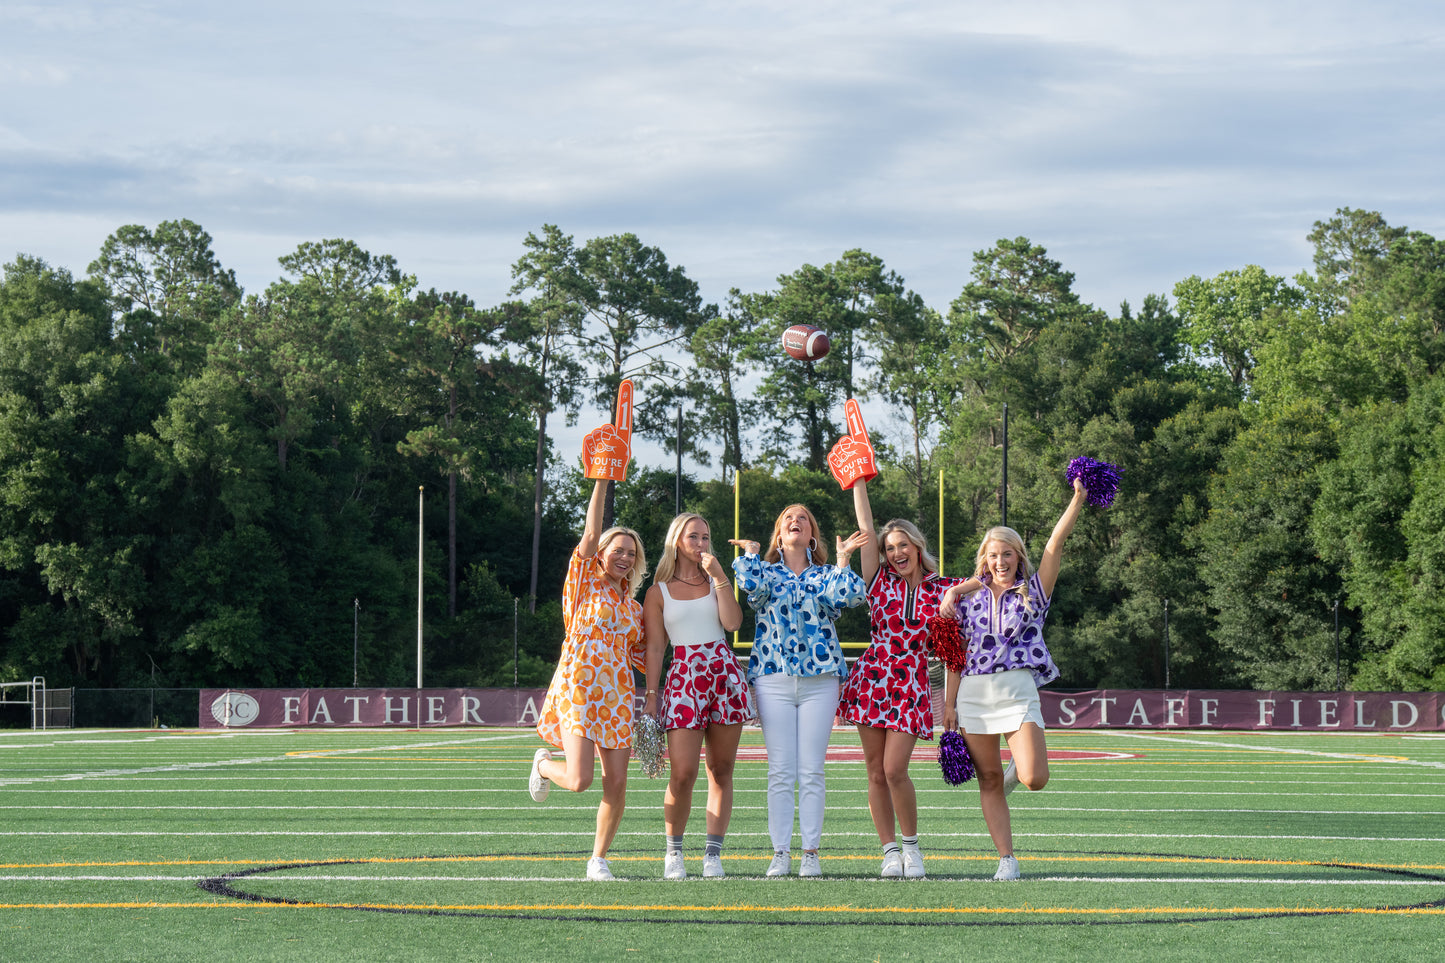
[646,688,657,694]
[712,580,729,588]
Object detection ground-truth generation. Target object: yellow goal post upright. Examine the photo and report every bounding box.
[733,467,742,652]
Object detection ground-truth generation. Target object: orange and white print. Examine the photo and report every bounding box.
[536,547,646,750]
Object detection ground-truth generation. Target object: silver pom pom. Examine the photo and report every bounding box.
[632,712,668,778]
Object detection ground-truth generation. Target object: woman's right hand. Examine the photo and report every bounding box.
[643,691,659,717]
[939,584,962,619]
[699,551,728,581]
[728,538,760,556]
[942,705,958,732]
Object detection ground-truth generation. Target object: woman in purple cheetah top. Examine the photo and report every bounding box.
[939,477,1087,881]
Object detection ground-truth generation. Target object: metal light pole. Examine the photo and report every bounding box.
[1163,598,1171,689]
[676,406,683,516]
[1334,599,1341,690]
[148,653,158,726]
[1001,403,1009,527]
[353,598,360,687]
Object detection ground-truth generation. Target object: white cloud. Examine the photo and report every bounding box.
[1,0,1442,335]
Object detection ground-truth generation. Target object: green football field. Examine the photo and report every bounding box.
[2,725,1442,961]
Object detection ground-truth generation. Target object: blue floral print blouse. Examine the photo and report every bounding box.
[733,553,866,681]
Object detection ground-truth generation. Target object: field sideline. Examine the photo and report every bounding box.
[2,725,1443,961]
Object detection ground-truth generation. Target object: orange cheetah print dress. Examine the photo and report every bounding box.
[536,547,646,750]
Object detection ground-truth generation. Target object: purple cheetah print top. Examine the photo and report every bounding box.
[959,572,1060,686]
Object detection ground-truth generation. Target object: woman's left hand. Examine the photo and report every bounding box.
[835,530,871,566]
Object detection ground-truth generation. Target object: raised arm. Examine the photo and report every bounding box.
[1036,478,1088,598]
[852,479,880,584]
[578,478,608,558]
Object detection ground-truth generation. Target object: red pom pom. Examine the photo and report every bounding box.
[782,324,831,361]
[927,616,968,674]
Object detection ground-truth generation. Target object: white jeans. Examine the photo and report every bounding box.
[753,673,839,852]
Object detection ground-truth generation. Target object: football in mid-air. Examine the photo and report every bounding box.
[781,324,831,361]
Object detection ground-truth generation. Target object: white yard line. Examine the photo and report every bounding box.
[8,792,1445,809]
[1106,731,1445,769]
[0,733,536,788]
[4,829,1442,842]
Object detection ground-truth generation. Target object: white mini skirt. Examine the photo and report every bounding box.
[956,669,1045,734]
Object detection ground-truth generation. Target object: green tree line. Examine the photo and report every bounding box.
[2,209,1441,692]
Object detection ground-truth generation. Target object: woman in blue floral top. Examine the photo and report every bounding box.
[940,477,1087,881]
[731,503,868,879]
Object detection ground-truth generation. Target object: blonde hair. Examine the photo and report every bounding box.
[974,526,1035,612]
[598,526,648,598]
[879,519,939,576]
[764,503,828,566]
[652,512,709,585]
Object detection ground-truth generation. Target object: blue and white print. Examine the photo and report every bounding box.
[733,553,866,681]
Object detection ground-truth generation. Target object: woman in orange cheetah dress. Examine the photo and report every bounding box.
[530,477,648,881]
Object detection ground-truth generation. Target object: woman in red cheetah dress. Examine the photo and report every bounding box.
[837,478,963,879]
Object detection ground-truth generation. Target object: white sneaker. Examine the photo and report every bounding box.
[702,853,725,878]
[766,851,791,877]
[880,850,903,878]
[799,852,822,878]
[528,748,552,802]
[902,845,926,879]
[1002,760,1020,797]
[663,850,686,880]
[586,856,615,881]
[992,855,1020,881]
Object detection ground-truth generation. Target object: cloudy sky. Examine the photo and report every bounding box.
[3,1,1443,456]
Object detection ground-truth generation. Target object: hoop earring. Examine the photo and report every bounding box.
[809,537,819,558]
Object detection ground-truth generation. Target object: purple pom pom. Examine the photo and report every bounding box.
[938,731,976,786]
[1066,456,1122,508]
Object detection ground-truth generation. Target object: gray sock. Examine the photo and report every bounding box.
[705,834,724,857]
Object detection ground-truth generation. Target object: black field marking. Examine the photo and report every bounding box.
[195,851,1445,927]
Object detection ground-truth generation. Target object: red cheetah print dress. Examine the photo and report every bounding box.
[838,568,963,739]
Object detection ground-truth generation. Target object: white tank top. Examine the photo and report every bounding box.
[660,582,727,647]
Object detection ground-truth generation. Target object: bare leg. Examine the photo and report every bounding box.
[964,731,1012,857]
[1006,722,1050,791]
[702,722,744,836]
[882,729,919,837]
[858,725,896,844]
[593,743,631,858]
[540,729,596,793]
[664,727,704,836]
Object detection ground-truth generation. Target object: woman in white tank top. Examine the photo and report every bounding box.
[642,513,751,880]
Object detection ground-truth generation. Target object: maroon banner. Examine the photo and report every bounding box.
[1039,689,1444,732]
[201,687,1445,731]
[200,688,553,729]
